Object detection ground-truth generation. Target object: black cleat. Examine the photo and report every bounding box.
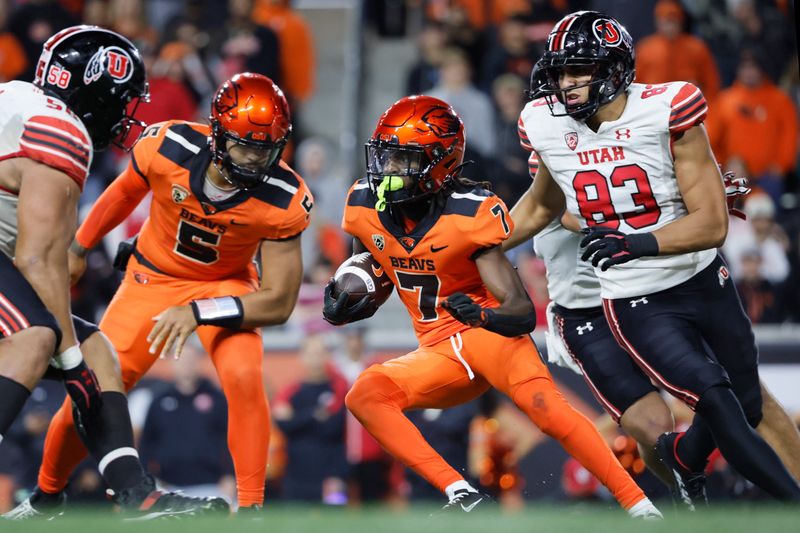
[655,432,708,511]
[434,490,493,516]
[2,487,66,520]
[114,475,229,520]
[237,504,264,521]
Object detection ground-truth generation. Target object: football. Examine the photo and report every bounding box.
[332,252,393,307]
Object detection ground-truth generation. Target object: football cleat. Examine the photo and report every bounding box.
[627,498,663,520]
[115,475,229,520]
[655,432,708,511]
[2,487,66,520]
[434,489,493,516]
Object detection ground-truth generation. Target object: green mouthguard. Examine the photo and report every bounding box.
[375,175,405,212]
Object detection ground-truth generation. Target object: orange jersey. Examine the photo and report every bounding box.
[76,120,312,281]
[342,179,514,346]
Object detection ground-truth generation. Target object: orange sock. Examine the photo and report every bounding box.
[512,378,645,510]
[211,334,271,507]
[38,398,89,494]
[345,371,463,493]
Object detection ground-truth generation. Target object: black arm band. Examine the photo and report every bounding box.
[627,232,659,257]
[483,309,536,337]
[190,296,244,329]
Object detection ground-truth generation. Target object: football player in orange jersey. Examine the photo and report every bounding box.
[24,72,313,514]
[324,95,660,518]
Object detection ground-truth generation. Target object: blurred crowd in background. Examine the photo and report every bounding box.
[0,0,798,512]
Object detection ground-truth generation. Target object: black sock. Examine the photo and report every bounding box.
[77,391,146,492]
[0,376,30,436]
[676,413,717,471]
[695,385,800,500]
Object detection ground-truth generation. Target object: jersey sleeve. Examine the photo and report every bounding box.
[528,150,539,179]
[262,177,313,241]
[341,179,371,238]
[518,116,534,152]
[128,122,171,185]
[669,83,708,134]
[19,115,92,189]
[471,196,514,250]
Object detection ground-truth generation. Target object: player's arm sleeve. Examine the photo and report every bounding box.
[19,115,92,190]
[74,142,152,250]
[669,82,709,135]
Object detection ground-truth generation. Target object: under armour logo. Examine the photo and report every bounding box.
[615,128,631,140]
[630,297,649,307]
[576,322,593,335]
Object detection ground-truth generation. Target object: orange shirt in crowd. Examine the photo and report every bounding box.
[426,0,567,28]
[706,81,798,177]
[252,0,315,102]
[0,33,26,81]
[635,33,721,100]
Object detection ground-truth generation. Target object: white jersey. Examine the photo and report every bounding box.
[534,220,601,309]
[519,81,715,299]
[0,81,92,258]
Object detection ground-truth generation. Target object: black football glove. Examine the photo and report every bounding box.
[442,293,489,327]
[580,227,659,271]
[322,278,379,326]
[62,360,102,418]
[442,292,536,336]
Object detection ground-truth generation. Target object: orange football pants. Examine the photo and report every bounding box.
[38,257,269,507]
[345,328,645,510]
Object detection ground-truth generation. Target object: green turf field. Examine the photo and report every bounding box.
[6,504,796,533]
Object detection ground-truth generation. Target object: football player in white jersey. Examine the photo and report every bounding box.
[0,26,227,519]
[510,11,800,503]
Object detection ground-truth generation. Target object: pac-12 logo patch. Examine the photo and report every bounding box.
[83,46,134,85]
[718,265,730,287]
[171,184,190,204]
[565,131,578,151]
[372,234,385,251]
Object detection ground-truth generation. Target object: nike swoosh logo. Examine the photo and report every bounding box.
[372,264,385,278]
[430,245,449,253]
[460,498,482,512]
[230,220,247,226]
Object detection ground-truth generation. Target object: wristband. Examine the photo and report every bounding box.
[483,308,536,337]
[190,296,244,329]
[52,345,83,370]
[626,232,659,257]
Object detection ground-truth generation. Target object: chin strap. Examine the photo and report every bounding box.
[375,175,405,212]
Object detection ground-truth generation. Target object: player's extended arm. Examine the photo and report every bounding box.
[69,162,151,268]
[15,160,81,353]
[442,246,536,337]
[503,161,565,251]
[653,124,728,253]
[148,236,304,359]
[581,125,728,270]
[238,236,304,327]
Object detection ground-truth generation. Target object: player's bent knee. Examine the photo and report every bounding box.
[514,380,575,440]
[219,365,265,403]
[21,326,58,362]
[80,331,124,391]
[345,371,406,418]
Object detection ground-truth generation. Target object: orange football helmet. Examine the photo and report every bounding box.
[366,95,465,206]
[209,72,291,188]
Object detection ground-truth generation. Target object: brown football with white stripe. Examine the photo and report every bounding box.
[332,252,393,307]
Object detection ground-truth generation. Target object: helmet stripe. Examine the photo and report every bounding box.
[550,14,578,51]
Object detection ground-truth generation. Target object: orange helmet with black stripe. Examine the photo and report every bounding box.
[209,72,291,189]
[366,95,465,207]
